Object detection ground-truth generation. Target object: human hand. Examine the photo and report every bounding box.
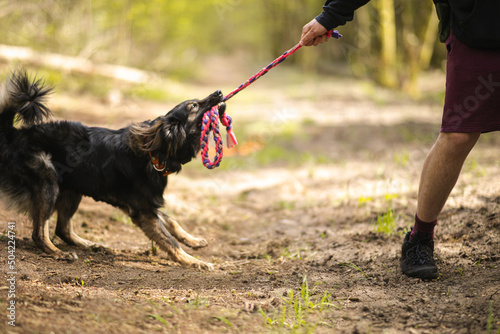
[300,19,329,46]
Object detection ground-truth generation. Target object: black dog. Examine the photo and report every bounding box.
[0,71,224,270]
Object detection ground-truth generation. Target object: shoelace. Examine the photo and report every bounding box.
[406,243,434,265]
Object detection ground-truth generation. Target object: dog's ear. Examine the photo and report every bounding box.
[160,121,187,158]
[129,121,163,152]
[130,119,186,158]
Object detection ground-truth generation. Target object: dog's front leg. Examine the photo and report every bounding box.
[157,211,208,249]
[132,212,214,271]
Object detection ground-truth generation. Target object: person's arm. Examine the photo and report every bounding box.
[317,0,371,31]
[301,0,371,46]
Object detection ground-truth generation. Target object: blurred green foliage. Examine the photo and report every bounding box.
[0,0,444,89]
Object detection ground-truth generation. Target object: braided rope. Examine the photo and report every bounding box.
[200,105,223,169]
[200,30,342,169]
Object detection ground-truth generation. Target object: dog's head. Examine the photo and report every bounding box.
[130,90,224,173]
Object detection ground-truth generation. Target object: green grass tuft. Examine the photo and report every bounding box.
[260,274,339,331]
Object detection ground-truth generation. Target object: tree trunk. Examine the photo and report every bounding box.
[376,0,398,88]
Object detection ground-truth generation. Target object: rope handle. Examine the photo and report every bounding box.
[200,30,342,170]
[223,30,341,103]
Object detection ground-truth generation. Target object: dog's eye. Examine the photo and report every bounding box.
[188,103,199,112]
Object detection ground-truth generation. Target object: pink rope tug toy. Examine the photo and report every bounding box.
[200,30,342,169]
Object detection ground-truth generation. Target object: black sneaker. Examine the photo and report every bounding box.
[400,229,439,279]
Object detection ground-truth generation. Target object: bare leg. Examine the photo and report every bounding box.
[158,211,208,249]
[417,132,480,222]
[132,211,213,271]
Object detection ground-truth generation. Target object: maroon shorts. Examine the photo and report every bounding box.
[441,32,500,133]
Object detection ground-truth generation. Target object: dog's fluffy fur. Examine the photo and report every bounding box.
[0,71,224,270]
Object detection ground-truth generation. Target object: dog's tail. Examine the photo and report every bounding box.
[0,70,52,130]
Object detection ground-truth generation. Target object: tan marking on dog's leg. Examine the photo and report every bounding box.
[169,246,214,271]
[26,157,76,259]
[56,217,100,248]
[58,229,99,248]
[32,218,77,260]
[158,211,208,249]
[32,218,60,254]
[133,213,213,271]
[55,192,103,249]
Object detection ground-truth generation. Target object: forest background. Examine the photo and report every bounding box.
[0,0,443,97]
[2,2,500,334]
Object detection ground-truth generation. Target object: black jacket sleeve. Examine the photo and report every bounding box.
[315,0,371,30]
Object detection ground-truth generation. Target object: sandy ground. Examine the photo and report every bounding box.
[1,73,499,333]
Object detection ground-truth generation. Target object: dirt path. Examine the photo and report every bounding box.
[1,76,499,333]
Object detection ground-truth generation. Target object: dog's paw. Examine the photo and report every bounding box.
[89,244,113,254]
[183,237,208,250]
[194,261,214,271]
[67,236,103,250]
[50,251,78,262]
[179,254,214,271]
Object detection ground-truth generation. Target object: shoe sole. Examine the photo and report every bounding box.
[403,267,439,279]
